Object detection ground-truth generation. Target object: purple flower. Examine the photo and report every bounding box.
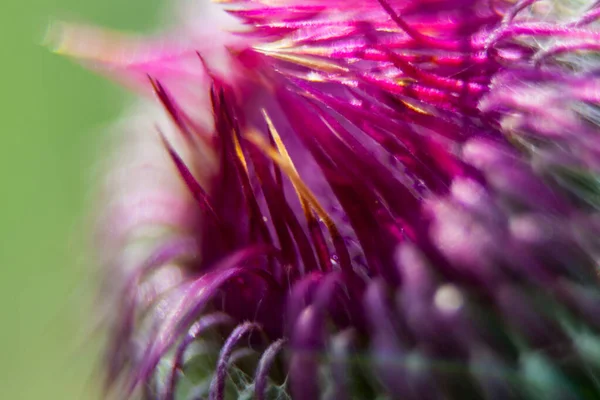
[54,0,600,399]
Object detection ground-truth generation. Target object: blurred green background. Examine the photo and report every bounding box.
[1,0,160,398]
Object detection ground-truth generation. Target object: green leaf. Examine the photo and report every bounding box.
[551,167,600,209]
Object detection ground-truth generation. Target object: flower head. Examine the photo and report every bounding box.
[55,0,600,399]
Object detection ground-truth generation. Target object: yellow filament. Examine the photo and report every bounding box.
[253,47,349,74]
[262,110,312,219]
[245,129,338,235]
[232,130,249,172]
[47,22,142,64]
[400,99,429,115]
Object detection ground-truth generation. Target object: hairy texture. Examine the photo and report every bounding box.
[56,0,600,399]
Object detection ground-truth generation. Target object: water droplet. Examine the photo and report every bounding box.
[434,284,463,314]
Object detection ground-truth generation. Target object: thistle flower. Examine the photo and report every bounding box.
[54,0,600,399]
